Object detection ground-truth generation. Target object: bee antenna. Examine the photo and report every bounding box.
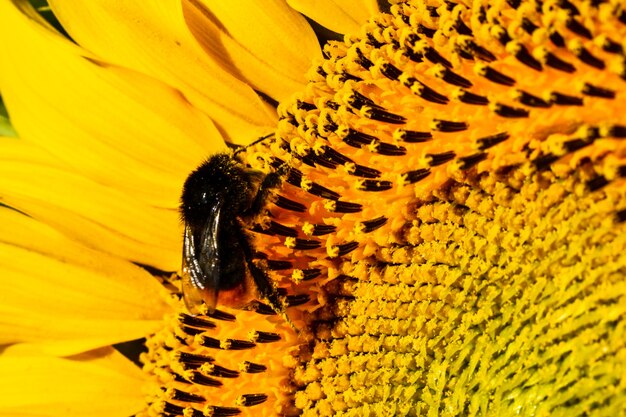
[232,133,276,157]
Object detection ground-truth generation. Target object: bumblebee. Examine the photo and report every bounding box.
[179,152,285,315]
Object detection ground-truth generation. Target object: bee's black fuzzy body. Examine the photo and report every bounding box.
[179,153,284,314]
[181,155,259,229]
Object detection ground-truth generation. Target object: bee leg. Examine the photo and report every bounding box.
[246,161,290,217]
[247,258,299,330]
[247,259,285,312]
[236,224,290,317]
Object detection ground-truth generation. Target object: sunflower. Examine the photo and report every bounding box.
[2,0,626,416]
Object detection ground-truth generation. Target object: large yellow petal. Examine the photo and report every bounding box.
[0,205,175,290]
[46,0,276,142]
[0,140,181,269]
[0,2,227,208]
[0,348,146,417]
[286,0,380,34]
[182,0,321,102]
[0,209,171,356]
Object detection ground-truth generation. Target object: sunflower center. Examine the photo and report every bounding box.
[143,0,626,415]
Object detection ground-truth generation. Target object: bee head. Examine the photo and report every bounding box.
[180,153,259,227]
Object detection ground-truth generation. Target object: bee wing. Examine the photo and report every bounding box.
[181,201,223,315]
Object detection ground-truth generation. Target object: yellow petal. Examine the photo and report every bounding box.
[0,2,228,208]
[46,0,277,142]
[0,142,181,270]
[0,205,174,291]
[0,208,162,286]
[0,210,171,356]
[182,0,321,102]
[0,348,146,417]
[286,0,380,34]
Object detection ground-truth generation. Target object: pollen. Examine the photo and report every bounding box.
[147,0,626,415]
